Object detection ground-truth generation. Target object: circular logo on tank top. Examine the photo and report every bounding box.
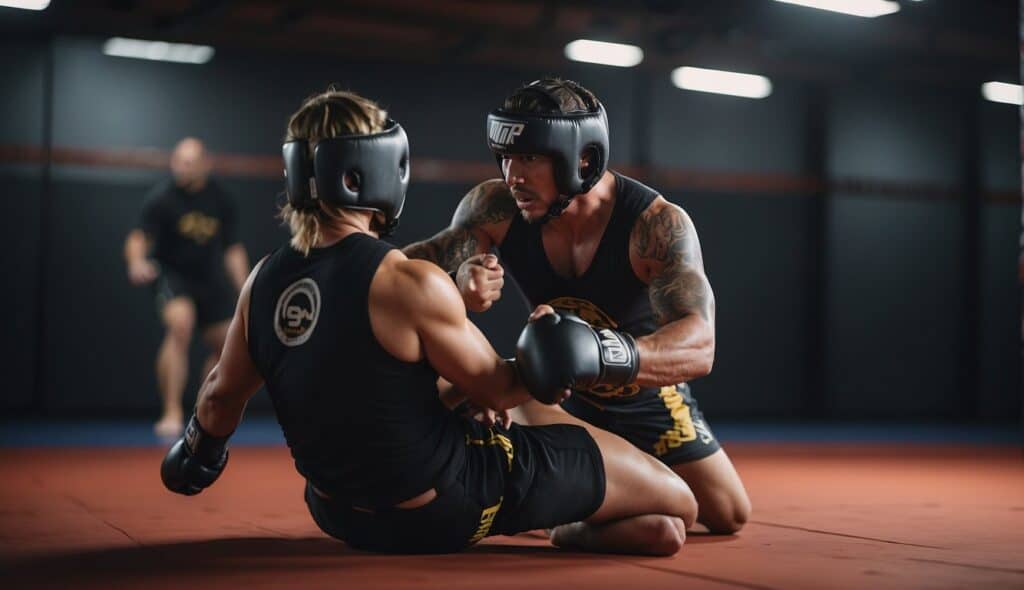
[274,278,321,347]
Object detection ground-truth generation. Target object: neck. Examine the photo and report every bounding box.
[178,178,208,193]
[317,213,378,247]
[547,171,615,236]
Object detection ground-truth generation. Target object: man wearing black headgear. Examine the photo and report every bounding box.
[404,77,751,535]
[159,88,700,555]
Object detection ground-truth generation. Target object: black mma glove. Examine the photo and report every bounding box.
[515,312,640,404]
[160,413,231,496]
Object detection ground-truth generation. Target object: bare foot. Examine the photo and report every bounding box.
[154,415,184,439]
[550,523,586,549]
[521,529,553,540]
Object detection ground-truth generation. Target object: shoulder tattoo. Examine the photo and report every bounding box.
[403,181,515,271]
[632,204,714,324]
[452,180,518,229]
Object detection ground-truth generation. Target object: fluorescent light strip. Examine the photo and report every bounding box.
[772,0,900,18]
[103,37,215,64]
[671,66,773,99]
[0,0,50,8]
[981,82,1023,106]
[0,0,50,9]
[564,39,644,68]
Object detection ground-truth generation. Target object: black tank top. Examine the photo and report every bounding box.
[499,172,660,403]
[248,233,463,507]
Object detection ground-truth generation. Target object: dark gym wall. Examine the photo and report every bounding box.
[3,34,1020,422]
[825,84,968,418]
[0,38,47,410]
[649,78,814,418]
[978,100,1021,420]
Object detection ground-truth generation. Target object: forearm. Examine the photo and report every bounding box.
[195,368,247,437]
[224,246,249,291]
[466,359,532,411]
[402,226,482,272]
[124,231,148,264]
[634,315,715,386]
[437,377,467,409]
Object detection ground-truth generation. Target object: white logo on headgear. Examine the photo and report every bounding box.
[489,121,525,147]
[274,278,321,347]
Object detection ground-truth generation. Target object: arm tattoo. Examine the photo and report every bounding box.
[403,180,516,272]
[403,227,480,272]
[452,180,518,228]
[633,205,714,324]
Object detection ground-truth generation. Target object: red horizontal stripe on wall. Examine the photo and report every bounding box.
[0,143,1017,203]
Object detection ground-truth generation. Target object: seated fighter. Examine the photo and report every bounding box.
[159,88,698,555]
[404,78,751,534]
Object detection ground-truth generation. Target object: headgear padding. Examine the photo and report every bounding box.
[486,104,609,198]
[282,119,410,236]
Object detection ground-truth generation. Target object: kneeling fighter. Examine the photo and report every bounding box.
[159,88,697,555]
[404,78,751,534]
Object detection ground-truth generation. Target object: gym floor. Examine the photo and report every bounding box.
[2,421,1021,590]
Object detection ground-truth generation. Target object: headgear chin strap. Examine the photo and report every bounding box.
[282,119,410,237]
[486,103,609,223]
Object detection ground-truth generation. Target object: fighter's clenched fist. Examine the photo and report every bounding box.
[456,253,505,312]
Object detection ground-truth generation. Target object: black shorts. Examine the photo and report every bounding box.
[153,267,235,329]
[562,383,721,466]
[304,418,606,554]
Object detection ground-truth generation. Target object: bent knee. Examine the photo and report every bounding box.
[646,516,685,556]
[701,497,751,534]
[163,310,196,345]
[667,478,699,530]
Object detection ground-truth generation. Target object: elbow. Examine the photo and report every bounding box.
[694,341,715,378]
[692,359,713,380]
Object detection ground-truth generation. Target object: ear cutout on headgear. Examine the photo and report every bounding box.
[342,170,361,193]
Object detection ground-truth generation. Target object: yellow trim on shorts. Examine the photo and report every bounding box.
[469,497,503,544]
[465,429,514,471]
[653,385,697,457]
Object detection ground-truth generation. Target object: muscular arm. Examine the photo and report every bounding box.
[395,259,531,411]
[630,198,716,386]
[223,243,250,292]
[402,179,516,271]
[195,260,266,436]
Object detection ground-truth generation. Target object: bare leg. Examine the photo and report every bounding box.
[154,297,195,438]
[517,400,697,555]
[671,449,751,534]
[200,320,229,381]
[551,515,686,556]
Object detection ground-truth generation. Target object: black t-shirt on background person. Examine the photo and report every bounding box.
[140,179,239,279]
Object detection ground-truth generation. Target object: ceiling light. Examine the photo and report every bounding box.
[671,66,773,99]
[564,39,644,68]
[103,37,215,64]
[981,82,1023,106]
[0,1,50,9]
[772,0,900,18]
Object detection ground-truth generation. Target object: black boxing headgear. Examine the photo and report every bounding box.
[486,90,609,222]
[282,119,410,236]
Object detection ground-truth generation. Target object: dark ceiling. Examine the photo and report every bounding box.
[2,0,1018,88]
